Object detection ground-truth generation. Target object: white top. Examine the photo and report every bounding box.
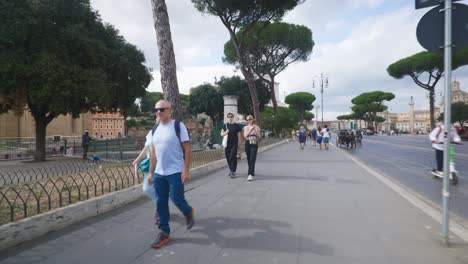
[150,120,190,175]
[321,129,330,138]
[429,126,461,151]
[144,131,152,158]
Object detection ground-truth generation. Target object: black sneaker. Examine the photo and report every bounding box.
[186,208,195,230]
[151,232,171,249]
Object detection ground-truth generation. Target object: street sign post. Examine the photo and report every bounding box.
[442,0,453,245]
[416,3,468,52]
[415,0,468,245]
[415,0,461,9]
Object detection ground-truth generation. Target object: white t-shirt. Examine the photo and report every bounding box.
[321,129,330,138]
[150,120,190,175]
[429,126,461,151]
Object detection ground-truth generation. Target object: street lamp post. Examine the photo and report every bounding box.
[315,105,320,128]
[313,73,329,127]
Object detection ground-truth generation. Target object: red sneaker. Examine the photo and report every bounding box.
[151,232,171,249]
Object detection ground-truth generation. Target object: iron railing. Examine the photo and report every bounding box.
[0,138,282,225]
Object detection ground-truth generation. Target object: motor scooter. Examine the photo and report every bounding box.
[432,144,460,185]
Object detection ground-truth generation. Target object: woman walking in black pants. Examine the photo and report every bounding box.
[220,113,242,178]
[243,115,261,181]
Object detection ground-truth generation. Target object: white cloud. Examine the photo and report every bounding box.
[89,0,468,121]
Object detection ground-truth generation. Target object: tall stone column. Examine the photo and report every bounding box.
[223,96,239,123]
[409,96,415,134]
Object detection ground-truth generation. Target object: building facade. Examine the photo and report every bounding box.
[0,110,92,139]
[91,112,125,139]
[439,80,468,113]
[0,110,126,139]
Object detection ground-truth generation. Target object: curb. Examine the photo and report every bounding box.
[332,143,468,243]
[0,140,286,250]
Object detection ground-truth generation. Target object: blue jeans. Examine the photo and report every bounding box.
[153,172,192,235]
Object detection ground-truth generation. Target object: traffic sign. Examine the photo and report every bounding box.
[416,3,468,51]
[415,0,461,9]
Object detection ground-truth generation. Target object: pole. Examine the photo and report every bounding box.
[442,0,452,245]
[321,73,324,126]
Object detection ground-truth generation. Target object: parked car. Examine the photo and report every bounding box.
[365,129,374,135]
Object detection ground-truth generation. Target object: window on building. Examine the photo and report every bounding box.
[100,125,102,128]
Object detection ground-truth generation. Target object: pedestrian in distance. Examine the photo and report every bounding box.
[297,126,307,150]
[221,113,242,178]
[429,123,462,177]
[310,127,317,147]
[244,115,261,181]
[316,126,323,150]
[132,117,160,225]
[322,125,330,150]
[148,100,194,249]
[81,129,91,159]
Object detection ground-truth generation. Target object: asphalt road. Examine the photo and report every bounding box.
[335,134,468,226]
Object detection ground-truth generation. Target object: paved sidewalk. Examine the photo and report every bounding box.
[1,142,468,264]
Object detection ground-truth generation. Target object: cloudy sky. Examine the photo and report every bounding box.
[90,0,468,120]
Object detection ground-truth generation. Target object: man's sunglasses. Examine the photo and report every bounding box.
[246,119,252,121]
[227,116,234,118]
[154,108,168,113]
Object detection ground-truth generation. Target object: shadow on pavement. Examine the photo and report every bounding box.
[170,216,335,256]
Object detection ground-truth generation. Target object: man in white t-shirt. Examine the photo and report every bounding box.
[429,123,462,176]
[148,100,194,249]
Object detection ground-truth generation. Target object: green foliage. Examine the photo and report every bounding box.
[191,0,304,124]
[189,83,223,123]
[216,76,270,114]
[387,49,468,79]
[126,119,138,128]
[375,116,386,123]
[0,0,152,161]
[126,103,141,117]
[304,111,314,121]
[191,0,304,27]
[140,92,164,114]
[350,91,394,128]
[337,115,353,120]
[438,102,468,126]
[386,48,468,129]
[224,22,313,73]
[261,106,297,133]
[285,92,315,121]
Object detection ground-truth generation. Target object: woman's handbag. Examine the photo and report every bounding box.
[140,158,150,173]
[222,135,228,148]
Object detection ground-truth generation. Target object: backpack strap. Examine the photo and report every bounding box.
[151,124,159,136]
[174,120,186,159]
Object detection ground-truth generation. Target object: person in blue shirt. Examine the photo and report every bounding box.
[296,126,307,150]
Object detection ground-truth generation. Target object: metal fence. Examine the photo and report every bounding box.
[0,159,128,186]
[0,138,282,225]
[0,137,146,161]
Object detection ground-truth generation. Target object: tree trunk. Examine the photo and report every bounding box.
[243,70,262,126]
[151,0,182,120]
[33,114,47,162]
[429,88,435,129]
[268,74,278,113]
